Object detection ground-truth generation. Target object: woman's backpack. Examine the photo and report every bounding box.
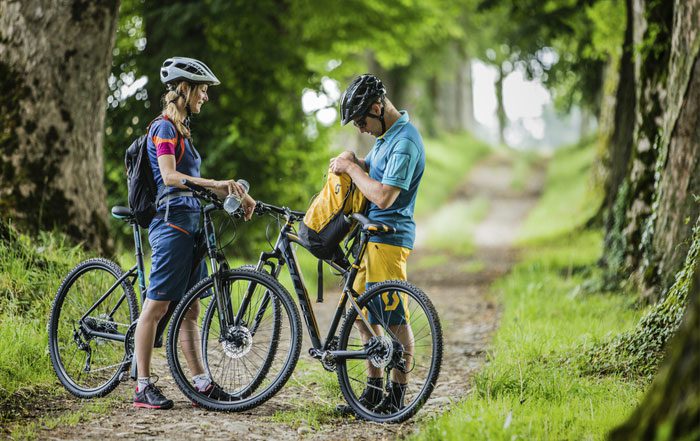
[124,116,183,228]
[299,170,367,263]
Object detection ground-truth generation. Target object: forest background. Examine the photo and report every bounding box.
[1,0,698,439]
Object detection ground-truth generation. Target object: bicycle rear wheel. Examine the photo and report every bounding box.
[167,268,301,411]
[48,258,138,398]
[336,280,443,423]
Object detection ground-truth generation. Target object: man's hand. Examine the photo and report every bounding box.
[329,156,355,175]
[337,150,356,161]
[241,194,256,221]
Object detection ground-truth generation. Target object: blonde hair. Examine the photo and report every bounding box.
[161,81,205,139]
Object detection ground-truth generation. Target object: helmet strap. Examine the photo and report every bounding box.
[365,99,387,135]
[378,103,386,135]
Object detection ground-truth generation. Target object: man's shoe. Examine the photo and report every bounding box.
[375,381,407,414]
[336,377,383,416]
[133,383,174,409]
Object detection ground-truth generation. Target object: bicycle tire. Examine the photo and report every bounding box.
[48,258,138,398]
[200,265,281,399]
[166,268,301,411]
[336,280,443,423]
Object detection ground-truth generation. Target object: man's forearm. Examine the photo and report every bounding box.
[345,163,398,209]
[355,156,368,171]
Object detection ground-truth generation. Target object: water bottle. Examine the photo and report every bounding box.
[223,179,250,215]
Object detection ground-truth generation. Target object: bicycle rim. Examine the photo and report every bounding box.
[336,280,443,423]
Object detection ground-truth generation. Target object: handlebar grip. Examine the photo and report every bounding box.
[180,179,207,193]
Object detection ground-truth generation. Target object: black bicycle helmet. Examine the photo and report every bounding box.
[340,74,386,126]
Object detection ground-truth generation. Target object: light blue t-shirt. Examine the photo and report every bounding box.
[364,111,425,249]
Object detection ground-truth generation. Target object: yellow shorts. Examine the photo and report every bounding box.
[352,242,411,325]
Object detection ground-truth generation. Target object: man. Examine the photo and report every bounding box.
[330,74,425,414]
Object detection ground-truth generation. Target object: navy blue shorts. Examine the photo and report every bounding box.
[147,211,207,302]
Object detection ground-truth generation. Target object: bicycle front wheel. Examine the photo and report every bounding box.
[336,280,443,423]
[48,258,138,398]
[167,268,301,411]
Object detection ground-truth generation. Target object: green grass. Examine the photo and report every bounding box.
[268,358,343,429]
[518,141,603,243]
[411,253,450,271]
[0,227,90,406]
[416,132,491,218]
[460,260,485,273]
[509,150,541,192]
[413,230,646,441]
[8,395,121,440]
[412,140,647,440]
[421,197,490,257]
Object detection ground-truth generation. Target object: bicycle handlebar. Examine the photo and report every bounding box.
[254,201,305,222]
[180,179,225,210]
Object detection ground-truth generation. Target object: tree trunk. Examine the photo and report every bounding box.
[424,75,439,138]
[616,0,673,286]
[579,107,592,141]
[600,0,636,277]
[456,59,475,133]
[641,0,700,297]
[609,230,700,440]
[0,0,119,252]
[495,63,507,146]
[605,0,636,210]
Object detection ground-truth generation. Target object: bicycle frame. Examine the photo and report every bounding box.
[78,204,228,348]
[249,216,378,363]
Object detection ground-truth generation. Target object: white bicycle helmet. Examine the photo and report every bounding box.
[160,57,220,89]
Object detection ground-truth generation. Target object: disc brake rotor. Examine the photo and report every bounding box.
[222,326,253,359]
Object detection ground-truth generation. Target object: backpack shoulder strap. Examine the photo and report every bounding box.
[155,115,186,165]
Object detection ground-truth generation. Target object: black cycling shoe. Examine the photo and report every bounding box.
[336,377,384,416]
[133,383,174,410]
[196,381,232,401]
[375,381,407,414]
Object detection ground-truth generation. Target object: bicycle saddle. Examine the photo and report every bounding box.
[350,213,396,235]
[111,206,134,222]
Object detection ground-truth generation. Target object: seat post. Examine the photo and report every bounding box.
[345,233,370,288]
[132,222,147,304]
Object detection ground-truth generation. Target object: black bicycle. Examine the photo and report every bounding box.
[166,200,443,423]
[47,180,260,399]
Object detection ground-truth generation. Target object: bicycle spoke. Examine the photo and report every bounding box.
[49,260,137,397]
[168,269,300,409]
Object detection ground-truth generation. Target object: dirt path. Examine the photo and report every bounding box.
[22,152,544,441]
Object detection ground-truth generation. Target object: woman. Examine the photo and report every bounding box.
[133,57,256,409]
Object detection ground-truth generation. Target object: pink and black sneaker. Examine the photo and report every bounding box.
[133,383,174,410]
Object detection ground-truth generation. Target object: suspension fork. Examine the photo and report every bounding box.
[199,206,235,331]
[233,223,286,330]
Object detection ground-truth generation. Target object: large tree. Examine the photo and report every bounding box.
[609,224,700,440]
[0,0,119,252]
[601,0,700,301]
[641,0,700,294]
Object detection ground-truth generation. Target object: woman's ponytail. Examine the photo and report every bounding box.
[162,81,193,138]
